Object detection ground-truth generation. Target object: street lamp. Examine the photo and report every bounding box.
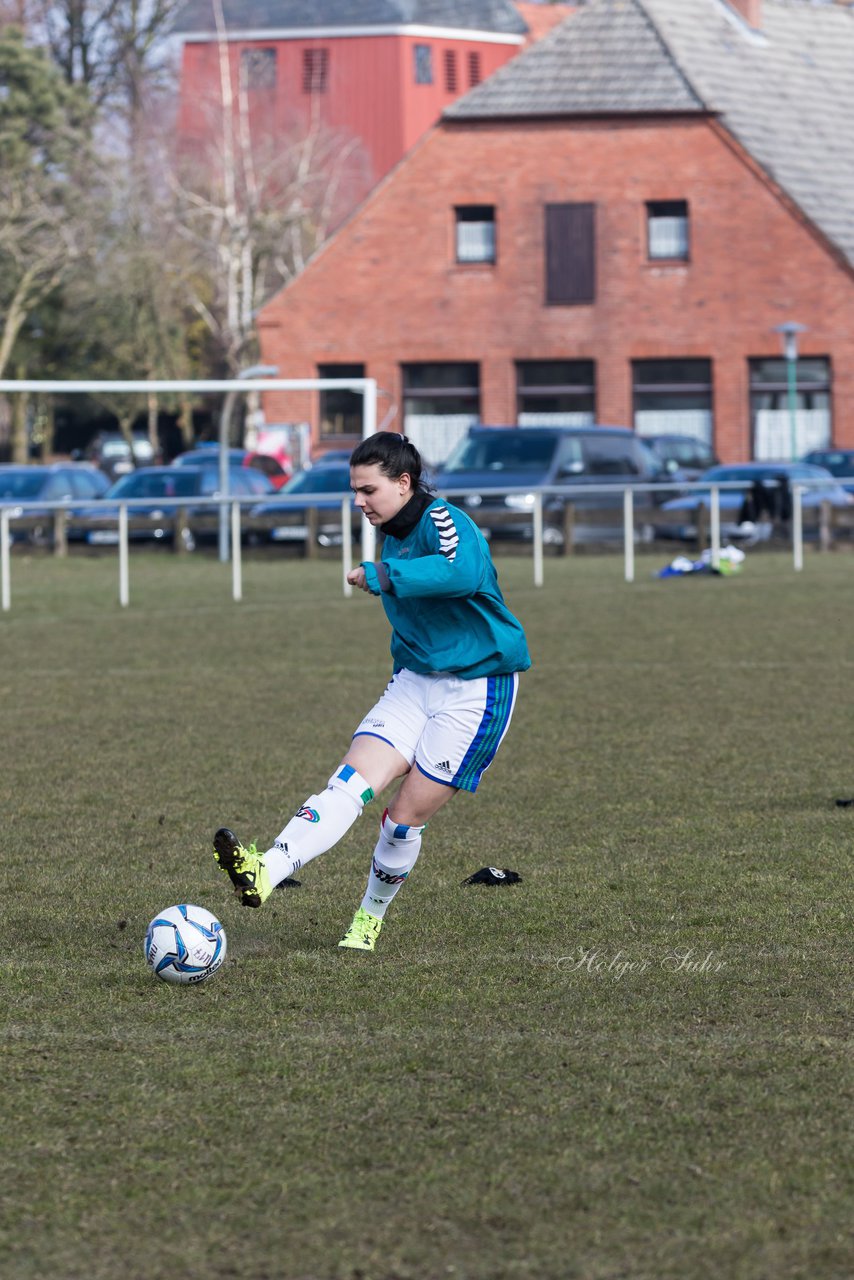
[773,322,807,462]
[218,363,279,562]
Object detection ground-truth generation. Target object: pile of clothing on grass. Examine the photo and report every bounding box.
[656,545,746,579]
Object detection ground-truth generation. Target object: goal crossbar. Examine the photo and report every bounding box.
[0,378,376,394]
[0,377,379,560]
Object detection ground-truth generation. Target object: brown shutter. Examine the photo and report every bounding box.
[545,203,595,305]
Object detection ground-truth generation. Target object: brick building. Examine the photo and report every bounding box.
[256,0,854,464]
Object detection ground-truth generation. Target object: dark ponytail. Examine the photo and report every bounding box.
[349,432,430,491]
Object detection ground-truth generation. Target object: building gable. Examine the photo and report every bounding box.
[645,0,854,271]
[446,0,854,270]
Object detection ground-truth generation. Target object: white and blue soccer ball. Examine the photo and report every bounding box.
[144,903,227,985]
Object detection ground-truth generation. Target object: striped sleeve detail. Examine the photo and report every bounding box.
[428,504,460,562]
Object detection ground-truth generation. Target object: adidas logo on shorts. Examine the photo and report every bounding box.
[435,760,453,775]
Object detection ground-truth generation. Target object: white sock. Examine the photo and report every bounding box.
[360,808,425,920]
[264,765,374,886]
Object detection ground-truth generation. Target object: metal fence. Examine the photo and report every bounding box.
[1,480,848,612]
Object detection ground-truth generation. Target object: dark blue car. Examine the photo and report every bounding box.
[72,464,275,547]
[433,425,669,545]
[801,449,854,492]
[656,462,853,541]
[0,463,110,545]
[256,464,357,547]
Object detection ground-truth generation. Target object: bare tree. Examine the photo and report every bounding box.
[31,0,182,110]
[163,1,372,375]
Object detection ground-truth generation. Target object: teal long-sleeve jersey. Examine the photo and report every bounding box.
[360,495,531,680]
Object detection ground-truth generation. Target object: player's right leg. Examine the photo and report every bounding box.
[212,829,271,908]
[213,739,411,908]
[214,673,426,908]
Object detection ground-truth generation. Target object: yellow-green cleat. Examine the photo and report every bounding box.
[338,906,383,952]
[213,828,272,908]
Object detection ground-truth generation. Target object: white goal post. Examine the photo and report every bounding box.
[0,377,379,562]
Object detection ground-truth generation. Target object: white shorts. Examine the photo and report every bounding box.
[353,668,520,793]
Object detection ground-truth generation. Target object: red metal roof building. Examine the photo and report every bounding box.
[172,1,543,221]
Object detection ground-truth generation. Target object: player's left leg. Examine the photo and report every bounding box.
[338,768,453,952]
[338,768,455,951]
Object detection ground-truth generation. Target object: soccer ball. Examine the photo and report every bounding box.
[143,903,227,985]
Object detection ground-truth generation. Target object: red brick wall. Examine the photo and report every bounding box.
[257,115,854,461]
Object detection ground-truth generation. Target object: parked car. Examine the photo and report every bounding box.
[84,431,156,480]
[641,433,719,482]
[0,463,110,545]
[655,462,853,542]
[311,448,353,466]
[173,446,291,489]
[257,463,356,547]
[801,449,854,491]
[172,446,245,466]
[71,464,275,547]
[433,425,669,545]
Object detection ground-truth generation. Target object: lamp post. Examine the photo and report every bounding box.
[773,322,807,462]
[218,363,278,562]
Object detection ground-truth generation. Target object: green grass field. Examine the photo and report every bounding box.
[2,549,852,1280]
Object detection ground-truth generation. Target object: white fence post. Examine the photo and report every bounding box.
[793,487,804,572]
[119,504,129,607]
[341,497,353,598]
[1,510,10,612]
[231,501,242,601]
[361,383,378,566]
[710,486,721,568]
[623,488,635,583]
[533,492,544,587]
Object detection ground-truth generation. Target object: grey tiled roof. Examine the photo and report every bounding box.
[173,0,527,35]
[445,0,704,115]
[447,0,854,268]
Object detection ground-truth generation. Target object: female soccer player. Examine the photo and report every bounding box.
[213,431,531,951]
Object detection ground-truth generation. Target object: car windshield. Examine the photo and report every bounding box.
[442,432,559,474]
[0,470,47,499]
[655,439,713,467]
[174,449,242,466]
[107,471,202,499]
[248,455,284,477]
[283,466,351,495]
